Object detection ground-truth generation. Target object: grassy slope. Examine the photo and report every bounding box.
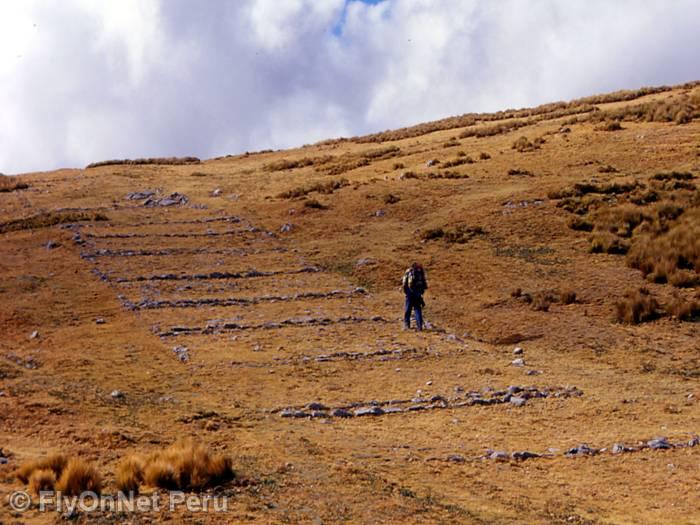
[0,84,699,524]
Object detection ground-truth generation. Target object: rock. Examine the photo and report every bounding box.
[356,258,375,267]
[384,407,403,414]
[513,347,523,355]
[426,380,433,386]
[46,240,61,250]
[507,385,523,395]
[688,435,700,447]
[612,443,632,454]
[307,402,327,411]
[30,330,39,339]
[126,190,156,200]
[511,451,540,460]
[425,159,438,167]
[648,437,672,450]
[280,408,308,418]
[509,396,527,407]
[280,223,294,233]
[172,346,189,363]
[447,454,466,463]
[0,457,8,465]
[212,188,222,197]
[374,209,386,217]
[488,451,509,461]
[355,406,385,417]
[95,318,106,325]
[526,369,540,376]
[331,408,353,418]
[511,358,525,367]
[565,444,597,456]
[111,390,125,400]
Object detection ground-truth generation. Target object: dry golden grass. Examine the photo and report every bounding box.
[140,440,233,491]
[615,287,660,324]
[28,468,57,495]
[86,156,200,168]
[115,456,144,494]
[0,178,29,192]
[16,454,68,484]
[55,458,102,496]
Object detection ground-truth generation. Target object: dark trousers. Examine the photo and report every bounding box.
[404,294,423,330]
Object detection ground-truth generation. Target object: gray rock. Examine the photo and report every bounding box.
[509,396,527,407]
[374,209,386,217]
[488,451,509,461]
[110,390,125,400]
[172,346,189,363]
[356,258,375,267]
[30,330,39,340]
[355,406,385,417]
[95,318,106,325]
[384,407,403,414]
[511,358,525,367]
[426,159,438,167]
[331,408,353,418]
[648,437,672,450]
[0,457,8,465]
[46,240,61,250]
[280,408,307,418]
[565,444,597,456]
[511,451,540,460]
[513,347,523,355]
[307,402,328,411]
[612,443,631,454]
[688,435,700,447]
[280,223,294,233]
[446,454,466,463]
[212,188,222,197]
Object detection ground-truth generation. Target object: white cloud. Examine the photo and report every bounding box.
[0,0,698,174]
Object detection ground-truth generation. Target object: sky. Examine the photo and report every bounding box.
[1,0,699,174]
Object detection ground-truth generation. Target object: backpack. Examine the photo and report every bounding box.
[405,267,426,293]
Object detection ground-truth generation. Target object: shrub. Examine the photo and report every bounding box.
[508,168,533,177]
[560,289,577,305]
[590,232,630,254]
[303,199,327,210]
[56,458,102,496]
[142,440,234,491]
[441,157,473,168]
[479,152,491,160]
[16,454,68,483]
[29,469,57,495]
[598,165,618,173]
[87,157,200,168]
[0,179,29,192]
[596,121,623,131]
[421,225,484,243]
[277,178,349,199]
[392,162,405,170]
[615,288,660,324]
[512,136,539,152]
[383,194,400,205]
[116,456,144,494]
[0,211,108,234]
[568,217,594,232]
[666,296,700,321]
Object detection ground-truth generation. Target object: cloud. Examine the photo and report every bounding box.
[0,0,698,174]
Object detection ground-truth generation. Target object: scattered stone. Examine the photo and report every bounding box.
[509,396,527,407]
[384,407,404,414]
[356,258,375,267]
[280,223,294,233]
[30,330,39,339]
[307,402,327,411]
[332,408,353,418]
[511,451,540,460]
[374,209,386,217]
[488,451,509,461]
[426,380,433,386]
[354,406,385,417]
[565,444,598,457]
[447,454,466,463]
[111,390,125,400]
[95,318,106,325]
[688,435,700,447]
[647,437,672,450]
[426,159,438,167]
[280,408,307,418]
[172,346,189,363]
[612,443,632,454]
[212,188,222,197]
[45,240,61,250]
[511,358,525,367]
[526,369,540,376]
[144,192,189,207]
[513,347,523,355]
[126,190,156,200]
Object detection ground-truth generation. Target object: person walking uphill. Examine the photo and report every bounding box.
[402,262,428,331]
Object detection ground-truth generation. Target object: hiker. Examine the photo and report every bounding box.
[402,262,428,331]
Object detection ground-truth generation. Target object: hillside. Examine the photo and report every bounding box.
[1,81,699,524]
